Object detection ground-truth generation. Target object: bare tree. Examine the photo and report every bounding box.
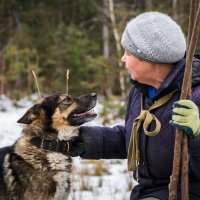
[172,0,178,21]
[146,0,153,10]
[0,55,5,96]
[102,0,110,58]
[102,0,113,97]
[133,0,152,11]
[108,0,126,100]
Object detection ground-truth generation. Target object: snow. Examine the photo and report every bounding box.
[0,95,137,199]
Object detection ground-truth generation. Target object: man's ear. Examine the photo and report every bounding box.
[17,107,39,124]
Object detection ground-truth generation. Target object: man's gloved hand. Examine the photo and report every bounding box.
[170,100,200,137]
[67,135,85,157]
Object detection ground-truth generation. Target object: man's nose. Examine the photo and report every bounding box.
[121,53,126,62]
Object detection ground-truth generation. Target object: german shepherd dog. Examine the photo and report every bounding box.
[0,93,97,200]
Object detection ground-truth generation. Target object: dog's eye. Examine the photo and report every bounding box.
[66,96,72,101]
[62,96,73,104]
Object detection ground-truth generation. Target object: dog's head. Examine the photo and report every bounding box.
[17,93,97,132]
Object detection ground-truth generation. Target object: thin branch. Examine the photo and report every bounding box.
[32,70,41,98]
[66,69,69,95]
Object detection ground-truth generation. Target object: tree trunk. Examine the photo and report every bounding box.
[27,55,32,95]
[0,55,5,95]
[139,0,146,11]
[102,0,112,97]
[146,0,152,10]
[102,0,110,59]
[15,49,21,90]
[108,0,126,100]
[172,0,178,21]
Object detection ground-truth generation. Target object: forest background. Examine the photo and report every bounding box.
[1,1,200,198]
[0,0,199,103]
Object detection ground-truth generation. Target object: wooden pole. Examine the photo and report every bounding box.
[181,2,197,199]
[169,2,200,199]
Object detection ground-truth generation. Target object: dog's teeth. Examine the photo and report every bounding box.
[73,109,95,117]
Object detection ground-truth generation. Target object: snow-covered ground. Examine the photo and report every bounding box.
[0,95,137,200]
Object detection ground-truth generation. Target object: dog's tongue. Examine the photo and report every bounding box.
[73,109,95,117]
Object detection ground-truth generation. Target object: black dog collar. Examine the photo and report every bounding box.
[30,137,69,155]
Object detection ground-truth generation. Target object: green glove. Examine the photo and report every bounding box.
[169,100,200,137]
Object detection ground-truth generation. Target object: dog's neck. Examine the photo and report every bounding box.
[57,126,79,140]
[29,137,70,155]
[28,127,79,155]
[23,124,78,139]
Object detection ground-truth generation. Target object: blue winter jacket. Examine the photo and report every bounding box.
[80,54,200,200]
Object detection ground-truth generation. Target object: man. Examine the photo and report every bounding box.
[72,12,200,200]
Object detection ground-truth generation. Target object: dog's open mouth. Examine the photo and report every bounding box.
[72,109,96,118]
[68,104,97,126]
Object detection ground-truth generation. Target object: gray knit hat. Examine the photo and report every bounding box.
[121,12,186,64]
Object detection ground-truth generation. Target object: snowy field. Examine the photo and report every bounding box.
[0,95,137,200]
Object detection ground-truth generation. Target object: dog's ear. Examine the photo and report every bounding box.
[17,106,40,124]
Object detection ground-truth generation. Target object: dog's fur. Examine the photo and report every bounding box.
[0,93,97,200]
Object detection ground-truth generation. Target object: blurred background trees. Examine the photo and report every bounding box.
[0,0,199,99]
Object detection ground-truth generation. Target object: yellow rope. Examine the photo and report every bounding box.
[128,91,175,171]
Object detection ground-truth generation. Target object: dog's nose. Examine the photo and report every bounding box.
[91,93,97,97]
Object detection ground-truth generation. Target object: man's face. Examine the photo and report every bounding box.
[121,51,155,84]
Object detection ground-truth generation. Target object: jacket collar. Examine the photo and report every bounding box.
[130,54,200,100]
[130,58,185,100]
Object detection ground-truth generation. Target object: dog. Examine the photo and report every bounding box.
[0,92,97,200]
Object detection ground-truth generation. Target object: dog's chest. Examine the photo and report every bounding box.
[46,152,71,200]
[47,152,71,170]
